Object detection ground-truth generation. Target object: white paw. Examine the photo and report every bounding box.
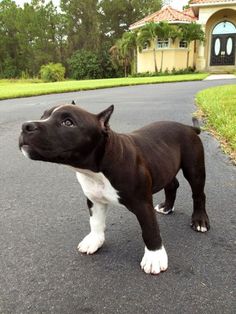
[140,246,168,275]
[78,232,105,254]
[196,225,208,232]
[155,204,174,215]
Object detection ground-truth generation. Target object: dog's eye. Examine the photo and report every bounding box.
[62,119,74,127]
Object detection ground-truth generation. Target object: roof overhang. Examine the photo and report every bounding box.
[129,20,193,31]
[190,1,236,15]
[191,1,236,6]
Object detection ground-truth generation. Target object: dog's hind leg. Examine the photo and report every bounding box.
[155,177,179,215]
[78,200,108,254]
[182,151,210,233]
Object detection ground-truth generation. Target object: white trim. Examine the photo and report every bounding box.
[168,21,194,24]
[140,47,190,52]
[130,20,195,30]
[129,23,145,30]
[157,47,190,51]
[157,38,170,49]
[191,2,236,8]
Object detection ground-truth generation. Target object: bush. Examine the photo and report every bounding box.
[39,63,65,82]
[98,50,121,78]
[68,50,103,80]
[0,56,18,78]
[130,67,196,78]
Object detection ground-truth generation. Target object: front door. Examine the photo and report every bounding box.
[211,34,235,66]
[210,21,236,67]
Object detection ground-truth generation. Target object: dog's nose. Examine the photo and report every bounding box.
[22,122,39,133]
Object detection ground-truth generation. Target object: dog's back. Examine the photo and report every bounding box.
[130,121,204,192]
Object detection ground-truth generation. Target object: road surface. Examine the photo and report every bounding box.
[0,79,235,313]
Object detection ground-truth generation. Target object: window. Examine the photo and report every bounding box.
[142,42,149,51]
[157,39,169,48]
[212,21,236,35]
[179,40,188,48]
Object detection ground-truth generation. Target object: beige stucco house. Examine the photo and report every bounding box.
[129,0,236,73]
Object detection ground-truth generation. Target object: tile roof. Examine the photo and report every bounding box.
[129,6,196,30]
[190,0,236,4]
[183,8,195,17]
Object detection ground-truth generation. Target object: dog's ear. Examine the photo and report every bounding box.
[71,100,76,105]
[97,105,114,130]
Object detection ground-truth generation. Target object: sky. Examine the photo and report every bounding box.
[14,0,189,11]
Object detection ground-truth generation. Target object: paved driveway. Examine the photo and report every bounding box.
[0,80,235,313]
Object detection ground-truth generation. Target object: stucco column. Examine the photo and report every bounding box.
[196,25,207,71]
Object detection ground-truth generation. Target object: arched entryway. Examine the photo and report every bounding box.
[210,21,236,66]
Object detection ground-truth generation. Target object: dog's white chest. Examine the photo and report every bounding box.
[76,170,120,205]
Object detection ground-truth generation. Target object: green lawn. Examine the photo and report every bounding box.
[196,84,236,162]
[0,73,208,100]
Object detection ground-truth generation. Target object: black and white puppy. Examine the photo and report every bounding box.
[19,102,210,275]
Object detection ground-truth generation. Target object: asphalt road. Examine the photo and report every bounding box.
[0,79,236,314]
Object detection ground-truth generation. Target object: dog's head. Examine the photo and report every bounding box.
[19,103,114,169]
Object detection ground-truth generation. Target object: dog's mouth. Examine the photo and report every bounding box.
[20,144,30,158]
[19,134,74,163]
[20,142,41,160]
[19,134,44,160]
[19,134,30,151]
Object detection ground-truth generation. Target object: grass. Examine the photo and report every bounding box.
[0,73,208,100]
[195,84,236,163]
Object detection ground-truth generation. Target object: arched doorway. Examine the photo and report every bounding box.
[210,21,236,66]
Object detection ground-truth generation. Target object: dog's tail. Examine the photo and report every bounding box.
[192,117,201,134]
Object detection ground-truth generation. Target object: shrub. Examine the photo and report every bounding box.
[39,63,65,82]
[67,50,103,80]
[98,49,121,78]
[0,57,18,78]
[20,70,30,80]
[130,67,197,78]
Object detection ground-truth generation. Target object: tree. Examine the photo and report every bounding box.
[119,31,138,74]
[179,23,205,67]
[99,0,163,44]
[0,0,164,78]
[18,0,60,75]
[0,0,63,77]
[156,21,174,72]
[0,0,20,77]
[137,22,160,72]
[110,38,129,77]
[60,0,101,55]
[183,1,192,10]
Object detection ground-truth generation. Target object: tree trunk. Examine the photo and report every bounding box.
[153,48,158,72]
[161,51,164,72]
[132,48,137,75]
[124,58,128,77]
[187,50,190,68]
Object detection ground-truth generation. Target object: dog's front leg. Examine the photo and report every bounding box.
[78,200,108,254]
[133,202,168,275]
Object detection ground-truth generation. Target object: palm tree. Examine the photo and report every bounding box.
[169,25,182,44]
[137,22,183,73]
[119,31,137,75]
[156,21,175,72]
[110,39,127,76]
[137,22,160,72]
[110,31,137,77]
[179,23,205,68]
